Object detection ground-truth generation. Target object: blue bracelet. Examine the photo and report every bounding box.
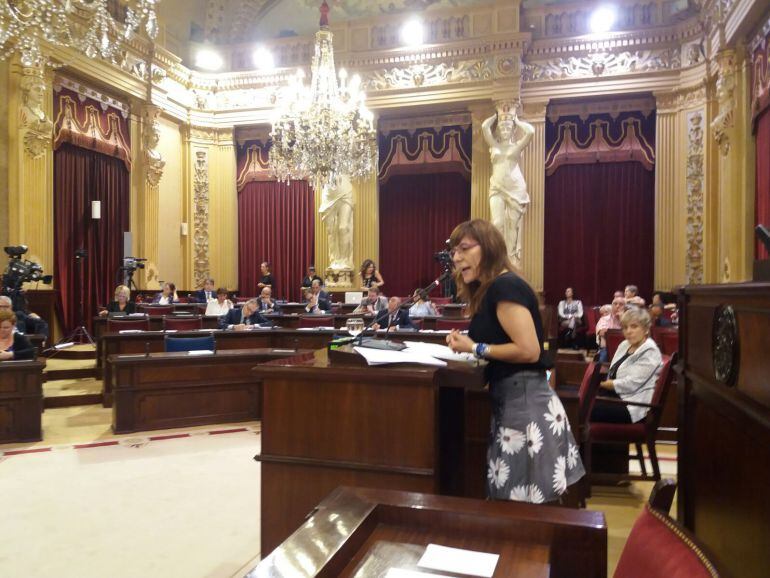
[474,342,489,359]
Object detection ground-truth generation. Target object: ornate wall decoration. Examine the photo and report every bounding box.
[711,51,736,156]
[19,67,53,159]
[142,105,165,186]
[712,304,739,386]
[522,48,681,81]
[686,110,705,284]
[193,150,210,289]
[363,59,493,91]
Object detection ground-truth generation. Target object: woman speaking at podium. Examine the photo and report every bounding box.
[446,219,584,504]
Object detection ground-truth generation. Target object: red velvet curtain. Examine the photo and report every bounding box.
[54,144,129,333]
[378,173,470,298]
[756,109,770,260]
[543,162,655,306]
[238,180,315,300]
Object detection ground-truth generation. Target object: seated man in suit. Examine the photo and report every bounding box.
[303,287,331,314]
[311,279,331,302]
[301,265,323,290]
[0,295,50,339]
[373,296,415,331]
[258,286,281,314]
[353,286,387,314]
[218,298,269,330]
[191,278,216,303]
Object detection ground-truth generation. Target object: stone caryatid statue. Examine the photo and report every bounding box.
[319,173,355,275]
[482,107,534,268]
[20,67,53,159]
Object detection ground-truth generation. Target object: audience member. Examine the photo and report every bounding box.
[153,282,178,304]
[301,265,323,289]
[624,284,646,308]
[0,310,35,360]
[303,286,331,314]
[219,298,268,330]
[353,286,388,314]
[359,259,384,290]
[0,295,49,337]
[408,289,438,317]
[649,303,673,327]
[557,287,584,347]
[258,287,281,314]
[596,297,624,362]
[592,307,663,424]
[99,285,136,317]
[257,262,274,292]
[205,288,233,316]
[192,278,216,303]
[374,297,415,330]
[613,290,624,300]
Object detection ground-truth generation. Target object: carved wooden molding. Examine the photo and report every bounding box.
[686,110,705,285]
[193,151,211,289]
[711,51,736,156]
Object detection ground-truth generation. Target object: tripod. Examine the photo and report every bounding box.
[49,249,94,353]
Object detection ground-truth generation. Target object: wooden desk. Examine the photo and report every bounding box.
[0,360,45,443]
[245,487,607,578]
[110,348,309,433]
[678,282,770,577]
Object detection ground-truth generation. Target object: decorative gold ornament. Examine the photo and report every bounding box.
[193,151,210,289]
[19,66,52,159]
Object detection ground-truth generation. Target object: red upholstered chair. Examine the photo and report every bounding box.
[409,318,424,330]
[615,481,723,577]
[235,297,253,303]
[139,304,174,316]
[163,315,203,331]
[583,306,600,344]
[605,329,624,360]
[652,327,679,356]
[431,297,453,305]
[298,315,335,328]
[106,317,150,333]
[587,353,677,482]
[574,360,604,504]
[435,318,470,331]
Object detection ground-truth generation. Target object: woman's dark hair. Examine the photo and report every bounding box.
[166,282,176,292]
[449,219,520,316]
[216,287,228,296]
[360,259,376,276]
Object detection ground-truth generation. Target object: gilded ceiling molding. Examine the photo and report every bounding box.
[193,150,211,289]
[520,101,548,120]
[142,105,165,187]
[378,113,471,135]
[523,48,681,82]
[546,96,655,122]
[20,66,53,159]
[655,85,708,112]
[711,50,736,156]
[363,58,494,91]
[686,110,705,284]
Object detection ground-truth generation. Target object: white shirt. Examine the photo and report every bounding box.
[205,299,233,316]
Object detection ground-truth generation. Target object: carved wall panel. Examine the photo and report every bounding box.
[686,110,705,284]
[193,150,211,288]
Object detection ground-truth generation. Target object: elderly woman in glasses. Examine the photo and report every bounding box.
[446,219,584,504]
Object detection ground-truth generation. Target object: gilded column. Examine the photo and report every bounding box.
[0,60,9,248]
[7,60,54,287]
[314,182,328,274]
[351,172,379,282]
[519,100,547,293]
[469,103,494,221]
[185,128,216,290]
[208,129,238,290]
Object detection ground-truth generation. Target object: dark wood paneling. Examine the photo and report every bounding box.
[25,290,59,342]
[0,361,45,442]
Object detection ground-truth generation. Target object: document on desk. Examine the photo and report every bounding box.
[188,350,214,356]
[118,329,143,334]
[353,346,447,367]
[417,544,499,577]
[402,341,476,363]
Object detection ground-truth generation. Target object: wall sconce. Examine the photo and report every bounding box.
[91,201,101,220]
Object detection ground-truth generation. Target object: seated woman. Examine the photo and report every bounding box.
[408,289,438,317]
[557,287,584,348]
[0,310,35,360]
[591,308,663,424]
[152,282,179,305]
[205,287,234,316]
[359,259,384,291]
[99,285,136,316]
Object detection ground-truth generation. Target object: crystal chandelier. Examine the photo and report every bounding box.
[0,0,159,68]
[269,0,377,191]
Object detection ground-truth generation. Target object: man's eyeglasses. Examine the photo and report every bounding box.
[449,243,479,258]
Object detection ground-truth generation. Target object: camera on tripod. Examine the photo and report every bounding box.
[118,256,147,289]
[2,245,52,311]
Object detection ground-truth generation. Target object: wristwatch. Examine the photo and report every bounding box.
[474,342,490,359]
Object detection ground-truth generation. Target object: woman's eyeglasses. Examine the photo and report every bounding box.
[449,243,479,258]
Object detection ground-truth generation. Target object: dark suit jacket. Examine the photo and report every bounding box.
[218,307,269,329]
[191,289,215,303]
[103,301,137,315]
[14,310,50,339]
[258,299,281,314]
[152,293,178,304]
[301,275,323,288]
[304,295,331,313]
[3,332,35,360]
[375,308,415,330]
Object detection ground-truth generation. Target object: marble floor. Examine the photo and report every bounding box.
[0,404,676,578]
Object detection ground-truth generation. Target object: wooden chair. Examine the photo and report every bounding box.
[138,304,174,316]
[614,478,723,577]
[431,296,453,305]
[605,329,624,360]
[106,317,150,333]
[652,327,679,356]
[163,315,203,331]
[298,315,335,328]
[435,318,470,331]
[587,353,677,482]
[574,361,604,503]
[164,335,215,352]
[583,306,601,344]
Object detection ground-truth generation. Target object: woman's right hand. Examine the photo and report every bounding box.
[99,309,108,317]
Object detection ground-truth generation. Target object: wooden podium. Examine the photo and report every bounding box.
[253,348,488,556]
[678,279,770,577]
[243,487,607,578]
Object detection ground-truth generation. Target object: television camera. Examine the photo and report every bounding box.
[2,245,52,310]
[117,256,147,290]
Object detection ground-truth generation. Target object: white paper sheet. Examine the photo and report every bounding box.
[187,350,214,356]
[353,346,447,367]
[402,341,476,363]
[118,329,143,334]
[296,326,335,331]
[417,544,499,577]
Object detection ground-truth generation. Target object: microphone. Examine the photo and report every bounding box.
[757,224,770,253]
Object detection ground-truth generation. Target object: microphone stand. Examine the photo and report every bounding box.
[357,269,453,351]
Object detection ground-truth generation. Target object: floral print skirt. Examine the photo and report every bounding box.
[486,370,585,503]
